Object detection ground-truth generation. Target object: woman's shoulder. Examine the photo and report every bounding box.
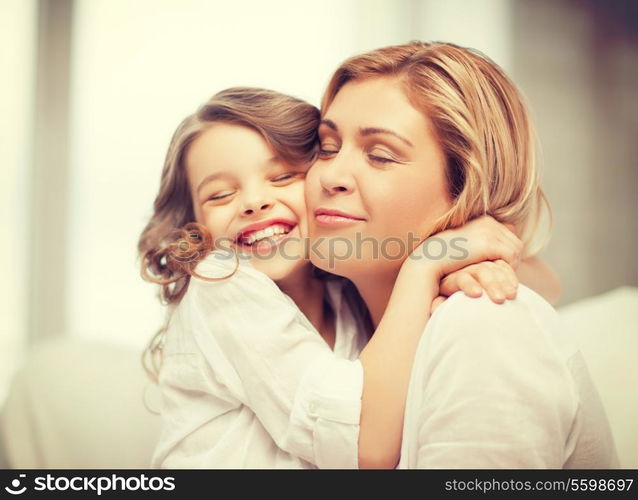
[433,284,557,327]
[426,284,579,360]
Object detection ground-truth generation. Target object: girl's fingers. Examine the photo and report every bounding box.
[457,272,484,298]
[440,271,483,298]
[494,259,519,294]
[472,261,512,303]
[439,258,519,305]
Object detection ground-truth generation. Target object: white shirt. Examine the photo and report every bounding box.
[397,284,619,468]
[152,252,617,469]
[151,252,368,469]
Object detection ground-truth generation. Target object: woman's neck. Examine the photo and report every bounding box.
[276,265,336,349]
[348,270,398,329]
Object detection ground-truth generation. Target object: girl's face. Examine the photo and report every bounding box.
[305,77,453,279]
[187,123,309,281]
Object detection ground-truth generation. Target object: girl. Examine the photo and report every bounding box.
[138,87,556,468]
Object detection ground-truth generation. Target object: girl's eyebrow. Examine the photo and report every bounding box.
[196,172,230,195]
[196,157,282,194]
[320,119,413,148]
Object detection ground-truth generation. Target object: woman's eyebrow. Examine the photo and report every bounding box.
[320,119,413,148]
[320,119,338,131]
[360,127,414,148]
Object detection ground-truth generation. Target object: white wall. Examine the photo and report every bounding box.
[0,0,35,405]
[415,0,513,71]
[511,0,638,304]
[65,0,413,350]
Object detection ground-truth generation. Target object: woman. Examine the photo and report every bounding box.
[141,87,525,469]
[306,41,618,468]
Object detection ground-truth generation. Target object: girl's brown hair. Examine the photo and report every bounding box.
[139,87,320,303]
[138,87,320,384]
[322,41,551,256]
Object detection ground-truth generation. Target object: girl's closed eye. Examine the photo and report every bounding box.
[272,172,294,182]
[207,190,235,202]
[271,171,304,184]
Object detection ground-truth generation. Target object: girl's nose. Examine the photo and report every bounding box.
[241,194,274,216]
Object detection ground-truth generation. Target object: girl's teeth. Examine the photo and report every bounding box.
[244,224,291,245]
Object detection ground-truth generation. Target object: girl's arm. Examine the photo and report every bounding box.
[516,256,562,304]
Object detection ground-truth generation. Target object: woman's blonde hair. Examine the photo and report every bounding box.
[322,41,551,256]
[137,87,320,384]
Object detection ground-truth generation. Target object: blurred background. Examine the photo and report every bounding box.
[0,0,637,467]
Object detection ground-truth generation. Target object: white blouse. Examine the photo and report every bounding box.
[397,284,618,469]
[151,251,617,469]
[150,252,368,469]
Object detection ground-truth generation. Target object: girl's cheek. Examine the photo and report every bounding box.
[283,182,307,208]
[201,206,229,237]
[304,166,319,187]
[303,174,320,207]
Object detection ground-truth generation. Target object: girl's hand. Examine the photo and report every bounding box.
[442,258,519,303]
[404,215,523,281]
[430,258,519,315]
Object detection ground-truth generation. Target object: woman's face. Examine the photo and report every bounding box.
[187,123,309,281]
[305,77,453,279]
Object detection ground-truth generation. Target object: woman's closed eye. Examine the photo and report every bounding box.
[317,141,339,158]
[368,153,395,164]
[317,142,401,166]
[367,147,401,166]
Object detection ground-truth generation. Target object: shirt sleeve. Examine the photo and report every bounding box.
[184,252,363,469]
[403,289,579,468]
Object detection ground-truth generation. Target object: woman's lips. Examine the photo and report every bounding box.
[314,208,366,227]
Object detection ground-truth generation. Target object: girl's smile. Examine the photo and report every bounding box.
[234,218,297,255]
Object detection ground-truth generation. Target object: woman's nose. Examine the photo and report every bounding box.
[318,154,355,195]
